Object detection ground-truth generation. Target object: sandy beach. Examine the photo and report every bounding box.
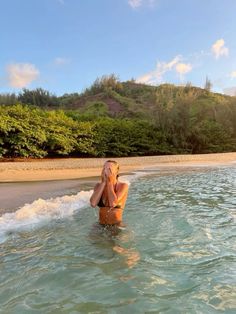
[0,152,235,182]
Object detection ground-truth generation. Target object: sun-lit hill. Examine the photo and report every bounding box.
[0,76,236,158]
[59,78,236,121]
[1,75,235,120]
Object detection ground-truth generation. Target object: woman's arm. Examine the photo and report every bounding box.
[106,181,129,208]
[89,168,106,207]
[90,182,106,207]
[105,168,129,207]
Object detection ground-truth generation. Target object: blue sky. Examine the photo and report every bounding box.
[0,0,236,96]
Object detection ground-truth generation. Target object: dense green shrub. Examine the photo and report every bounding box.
[0,104,48,157]
[92,118,170,157]
[0,104,94,158]
[0,79,236,158]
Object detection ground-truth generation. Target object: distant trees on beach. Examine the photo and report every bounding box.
[0,77,236,158]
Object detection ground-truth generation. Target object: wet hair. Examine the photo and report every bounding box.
[105,160,120,178]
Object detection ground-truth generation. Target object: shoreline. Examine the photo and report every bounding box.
[0,152,235,182]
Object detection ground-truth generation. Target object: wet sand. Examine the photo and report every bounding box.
[0,153,235,211]
[0,152,235,182]
[0,178,97,212]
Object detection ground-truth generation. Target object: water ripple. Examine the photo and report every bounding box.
[0,165,236,313]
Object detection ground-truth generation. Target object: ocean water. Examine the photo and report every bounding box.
[0,166,236,313]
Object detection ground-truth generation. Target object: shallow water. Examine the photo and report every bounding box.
[0,166,236,313]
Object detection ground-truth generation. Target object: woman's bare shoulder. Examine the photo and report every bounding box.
[118,181,129,189]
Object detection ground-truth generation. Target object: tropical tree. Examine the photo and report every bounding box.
[18,88,59,107]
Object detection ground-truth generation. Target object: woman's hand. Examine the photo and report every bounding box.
[106,166,117,183]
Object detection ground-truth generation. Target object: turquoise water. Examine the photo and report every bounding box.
[0,166,236,313]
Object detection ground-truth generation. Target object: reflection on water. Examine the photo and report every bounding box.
[89,223,140,269]
[0,165,236,313]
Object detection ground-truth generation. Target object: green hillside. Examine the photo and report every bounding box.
[0,75,236,158]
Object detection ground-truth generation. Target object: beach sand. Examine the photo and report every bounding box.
[0,152,235,182]
[1,152,235,211]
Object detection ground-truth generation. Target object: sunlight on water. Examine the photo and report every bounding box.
[0,166,236,313]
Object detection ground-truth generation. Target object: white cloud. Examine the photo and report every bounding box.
[230,71,236,79]
[175,63,192,75]
[136,72,153,84]
[6,63,39,88]
[128,0,142,8]
[58,0,65,4]
[175,62,192,80]
[136,55,180,84]
[212,39,229,59]
[54,57,70,66]
[223,86,236,96]
[136,55,192,84]
[128,0,157,9]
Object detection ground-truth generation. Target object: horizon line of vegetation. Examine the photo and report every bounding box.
[0,75,236,159]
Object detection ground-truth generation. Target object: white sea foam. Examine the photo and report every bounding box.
[0,171,149,243]
[0,190,92,243]
[120,171,152,185]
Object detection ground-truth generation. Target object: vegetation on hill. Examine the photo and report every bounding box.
[0,75,236,158]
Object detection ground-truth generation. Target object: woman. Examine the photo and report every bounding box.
[90,160,129,226]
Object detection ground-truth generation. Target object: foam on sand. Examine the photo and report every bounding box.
[0,173,143,243]
[0,190,92,243]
